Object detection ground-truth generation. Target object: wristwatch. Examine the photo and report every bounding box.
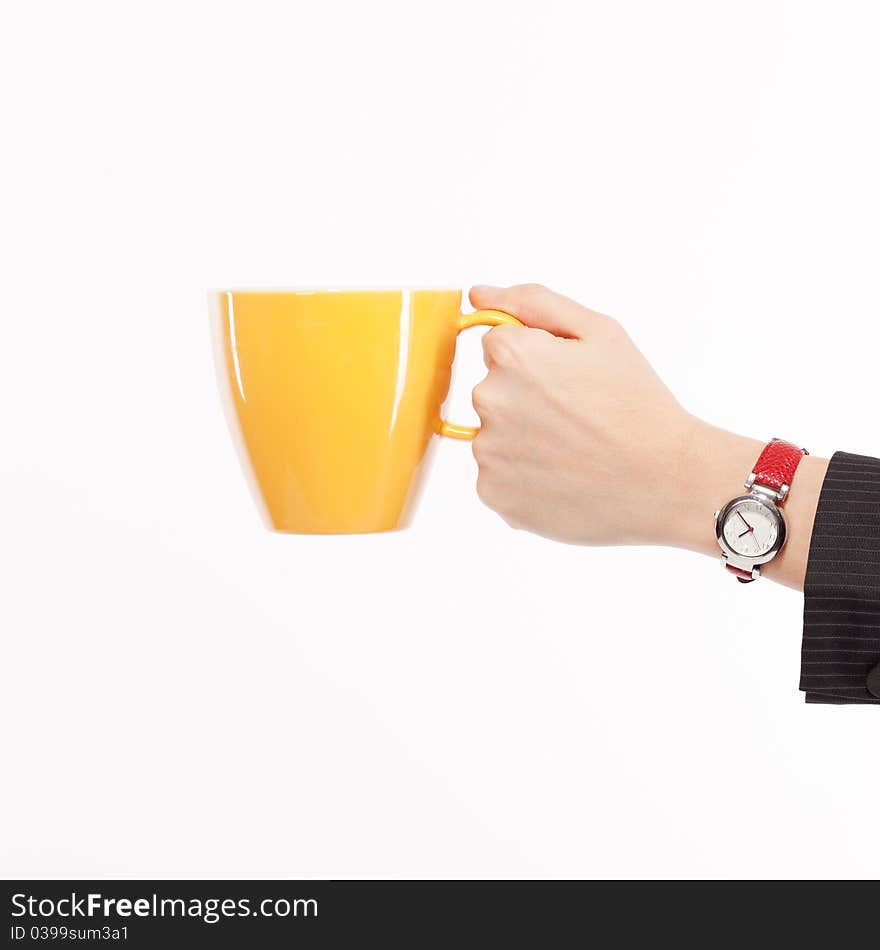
[714,438,808,583]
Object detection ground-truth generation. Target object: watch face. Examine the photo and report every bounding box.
[721,498,781,558]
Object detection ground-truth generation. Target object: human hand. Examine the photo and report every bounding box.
[468,283,765,551]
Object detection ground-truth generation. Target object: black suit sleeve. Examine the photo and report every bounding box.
[801,452,880,704]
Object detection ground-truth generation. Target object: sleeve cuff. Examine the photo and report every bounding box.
[800,451,880,705]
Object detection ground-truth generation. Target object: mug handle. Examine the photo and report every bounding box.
[438,308,524,440]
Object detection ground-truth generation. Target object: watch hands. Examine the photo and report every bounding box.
[734,509,759,551]
[736,510,753,531]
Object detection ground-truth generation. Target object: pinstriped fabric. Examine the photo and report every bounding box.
[801,452,880,704]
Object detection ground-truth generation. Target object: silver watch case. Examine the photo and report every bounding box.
[714,489,787,571]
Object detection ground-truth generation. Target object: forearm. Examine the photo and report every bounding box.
[668,420,829,591]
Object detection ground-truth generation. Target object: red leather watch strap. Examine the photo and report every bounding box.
[722,438,807,584]
[751,438,807,496]
[725,564,756,583]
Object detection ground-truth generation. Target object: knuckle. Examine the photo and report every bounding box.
[517,282,547,298]
[476,469,521,527]
[483,325,523,366]
[471,434,489,465]
[501,512,524,531]
[513,282,551,312]
[594,309,622,338]
[471,381,494,416]
[475,472,495,508]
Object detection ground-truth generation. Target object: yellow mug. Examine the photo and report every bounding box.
[210,289,522,533]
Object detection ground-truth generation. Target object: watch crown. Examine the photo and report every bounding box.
[713,510,720,521]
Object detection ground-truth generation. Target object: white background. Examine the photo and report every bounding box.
[1,1,878,879]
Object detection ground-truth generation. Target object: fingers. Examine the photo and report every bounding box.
[471,377,496,421]
[469,283,600,339]
[479,319,557,370]
[481,323,523,369]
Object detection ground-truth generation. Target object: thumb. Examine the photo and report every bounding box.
[468,283,596,339]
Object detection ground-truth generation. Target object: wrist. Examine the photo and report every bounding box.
[666,419,765,557]
[665,419,828,590]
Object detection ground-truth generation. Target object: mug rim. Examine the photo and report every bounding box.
[208,287,463,295]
